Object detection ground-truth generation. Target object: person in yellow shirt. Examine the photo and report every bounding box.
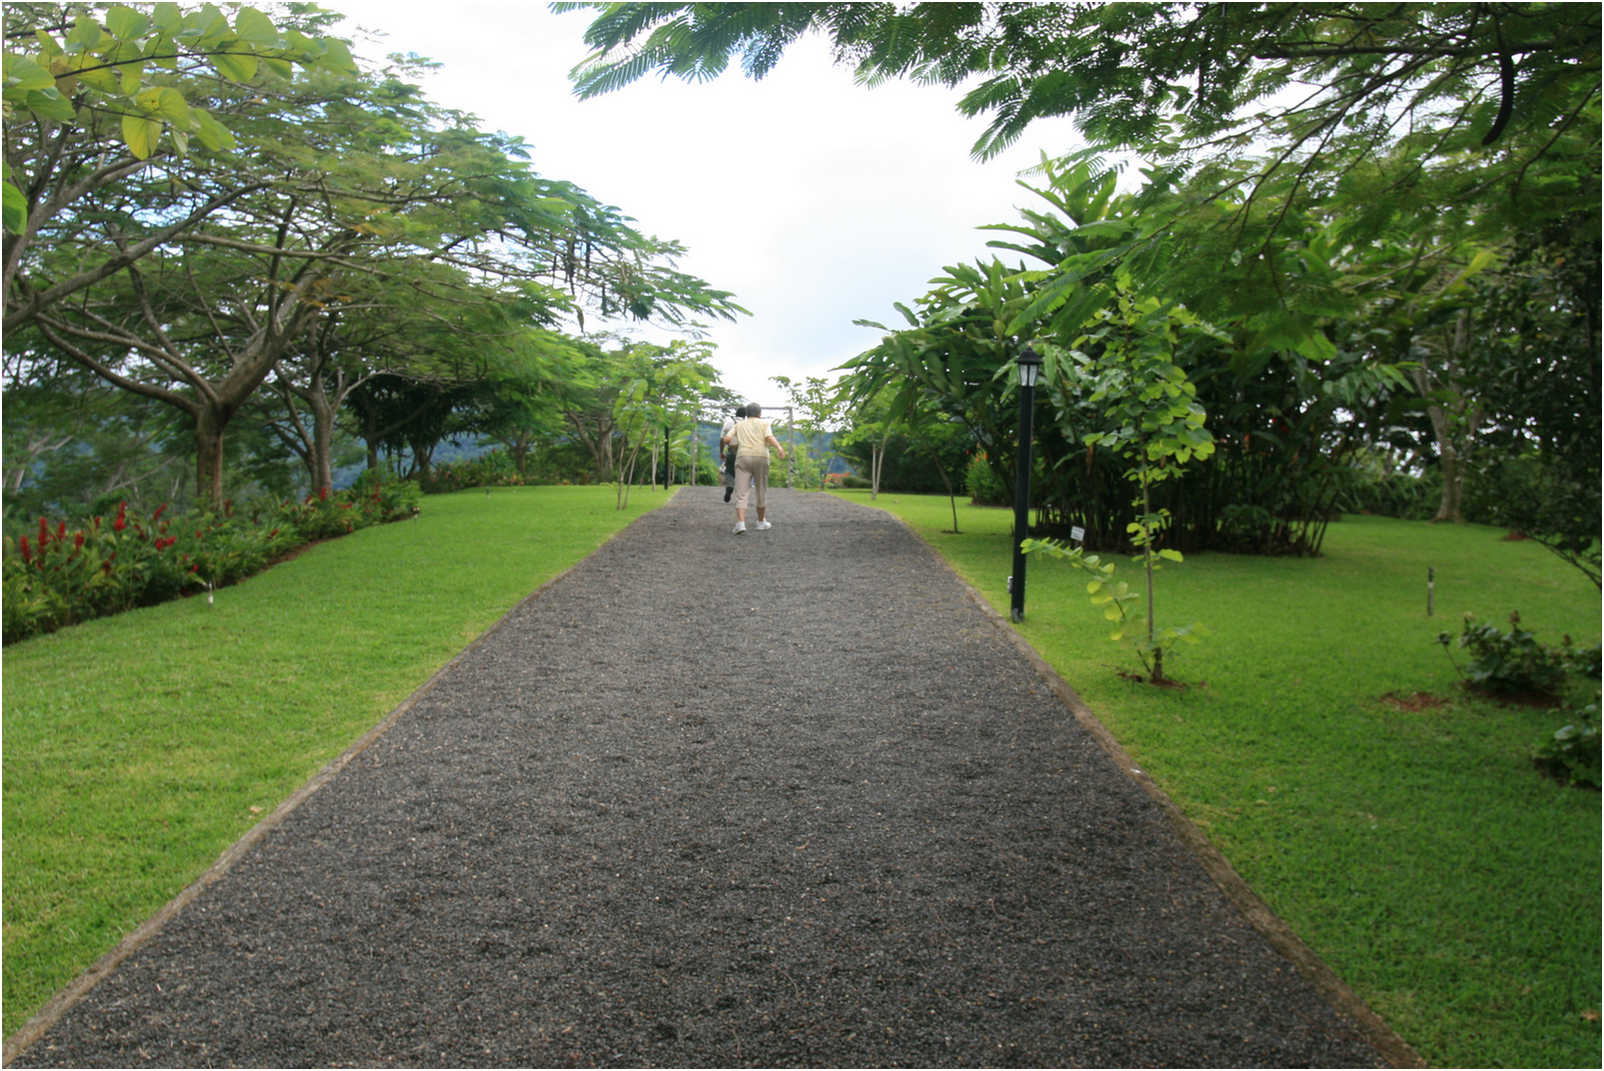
[722,403,787,534]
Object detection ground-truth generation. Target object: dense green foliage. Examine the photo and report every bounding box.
[1440,611,1599,700]
[565,4,1598,175]
[842,489,1600,1069]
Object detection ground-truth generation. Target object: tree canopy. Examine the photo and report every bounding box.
[4,2,747,512]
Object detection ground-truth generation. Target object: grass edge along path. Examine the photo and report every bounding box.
[2,485,668,1042]
[833,488,1601,1070]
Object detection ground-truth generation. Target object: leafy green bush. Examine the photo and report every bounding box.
[1340,466,1439,520]
[965,451,1008,506]
[3,503,206,642]
[1437,613,1602,789]
[1437,611,1584,699]
[421,451,525,493]
[1532,711,1601,788]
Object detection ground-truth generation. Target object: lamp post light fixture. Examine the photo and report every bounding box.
[1010,345,1043,623]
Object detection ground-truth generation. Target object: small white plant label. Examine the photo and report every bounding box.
[1070,526,1086,543]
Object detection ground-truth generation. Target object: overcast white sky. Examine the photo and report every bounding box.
[329,2,1089,405]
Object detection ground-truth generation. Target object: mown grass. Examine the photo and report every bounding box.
[834,488,1601,1070]
[1,485,666,1039]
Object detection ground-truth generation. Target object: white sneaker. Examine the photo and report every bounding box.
[755,520,772,530]
[732,522,746,534]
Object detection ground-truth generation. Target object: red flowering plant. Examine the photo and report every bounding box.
[4,478,421,644]
[2,500,215,642]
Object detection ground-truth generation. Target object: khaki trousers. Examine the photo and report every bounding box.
[733,454,770,511]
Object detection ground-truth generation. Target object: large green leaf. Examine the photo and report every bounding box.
[3,53,57,92]
[3,180,28,234]
[134,85,189,123]
[233,7,278,47]
[190,109,235,151]
[105,5,152,39]
[66,16,103,52]
[210,50,258,83]
[25,88,77,122]
[151,4,183,34]
[121,113,162,159]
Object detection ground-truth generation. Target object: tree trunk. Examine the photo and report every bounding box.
[195,404,228,509]
[1141,473,1163,683]
[1412,313,1479,524]
[509,429,532,476]
[1434,441,1464,523]
[312,392,335,495]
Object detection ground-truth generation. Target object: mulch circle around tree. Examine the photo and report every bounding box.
[12,489,1392,1068]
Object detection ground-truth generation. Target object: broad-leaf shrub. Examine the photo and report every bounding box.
[1437,611,1590,699]
[420,452,525,494]
[1532,712,1601,789]
[966,451,1008,506]
[1436,612,1602,789]
[3,478,420,644]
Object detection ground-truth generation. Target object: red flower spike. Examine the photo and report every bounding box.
[74,532,85,550]
[57,521,67,540]
[114,502,127,532]
[153,502,168,522]
[38,517,49,547]
[20,537,31,564]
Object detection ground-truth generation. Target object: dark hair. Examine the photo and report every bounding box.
[734,404,749,418]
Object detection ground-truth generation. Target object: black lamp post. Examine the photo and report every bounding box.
[1010,345,1043,623]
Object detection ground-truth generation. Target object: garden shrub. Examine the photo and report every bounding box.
[1532,711,1601,789]
[1342,469,1439,520]
[421,451,524,494]
[1436,612,1603,789]
[1438,611,1585,700]
[1215,504,1278,553]
[966,452,1008,506]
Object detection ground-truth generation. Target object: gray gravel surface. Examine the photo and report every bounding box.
[13,488,1386,1068]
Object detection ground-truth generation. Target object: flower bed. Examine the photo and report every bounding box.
[3,475,421,645]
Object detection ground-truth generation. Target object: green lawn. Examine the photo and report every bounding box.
[834,488,1601,1069]
[1,485,666,1039]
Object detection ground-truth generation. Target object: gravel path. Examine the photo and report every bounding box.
[12,488,1393,1068]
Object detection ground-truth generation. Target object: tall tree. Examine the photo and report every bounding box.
[7,11,747,507]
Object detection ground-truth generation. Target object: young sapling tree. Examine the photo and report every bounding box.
[1026,278,1221,682]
